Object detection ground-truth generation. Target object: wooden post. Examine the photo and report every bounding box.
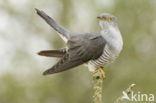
[93,71,104,103]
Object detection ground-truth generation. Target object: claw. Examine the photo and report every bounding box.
[93,67,105,79]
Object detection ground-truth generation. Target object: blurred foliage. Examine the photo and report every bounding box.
[0,0,156,103]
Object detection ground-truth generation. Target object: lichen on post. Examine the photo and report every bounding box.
[92,70,104,103]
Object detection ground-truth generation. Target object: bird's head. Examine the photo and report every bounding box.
[97,13,117,30]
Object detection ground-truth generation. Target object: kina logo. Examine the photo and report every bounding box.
[122,91,155,102]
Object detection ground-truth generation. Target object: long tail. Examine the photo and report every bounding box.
[37,48,66,58]
[35,8,71,42]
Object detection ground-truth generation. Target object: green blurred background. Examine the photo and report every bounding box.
[0,0,156,103]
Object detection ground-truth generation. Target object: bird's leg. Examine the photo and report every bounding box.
[93,67,105,79]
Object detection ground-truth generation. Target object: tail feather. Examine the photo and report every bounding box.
[35,8,71,42]
[37,49,66,58]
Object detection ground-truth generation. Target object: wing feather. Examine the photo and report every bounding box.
[43,33,106,75]
[37,48,66,58]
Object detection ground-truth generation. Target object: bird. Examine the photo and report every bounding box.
[35,8,123,78]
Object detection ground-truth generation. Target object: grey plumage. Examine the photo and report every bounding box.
[89,45,116,67]
[35,8,123,75]
[43,34,106,75]
[35,8,75,42]
[38,48,66,58]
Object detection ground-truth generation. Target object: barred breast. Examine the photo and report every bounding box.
[88,44,119,72]
[88,26,123,72]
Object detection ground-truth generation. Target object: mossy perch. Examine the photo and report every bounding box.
[92,70,104,103]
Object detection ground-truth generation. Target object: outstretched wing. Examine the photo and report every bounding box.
[43,33,106,75]
[35,8,73,42]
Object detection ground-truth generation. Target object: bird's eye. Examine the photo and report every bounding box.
[101,17,106,20]
[108,17,113,21]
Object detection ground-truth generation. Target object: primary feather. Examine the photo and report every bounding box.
[43,33,106,75]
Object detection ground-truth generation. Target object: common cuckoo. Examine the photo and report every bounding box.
[35,9,123,78]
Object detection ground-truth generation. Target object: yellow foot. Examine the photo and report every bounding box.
[93,67,105,79]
